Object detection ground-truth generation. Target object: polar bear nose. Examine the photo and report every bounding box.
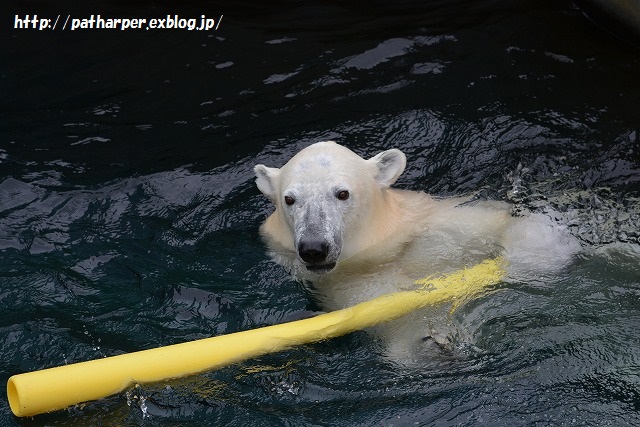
[298,240,329,264]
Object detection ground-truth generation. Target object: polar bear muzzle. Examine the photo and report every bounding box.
[298,240,336,272]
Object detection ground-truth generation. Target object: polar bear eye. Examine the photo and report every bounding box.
[336,190,350,201]
[284,195,295,206]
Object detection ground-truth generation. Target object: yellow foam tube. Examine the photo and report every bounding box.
[8,258,504,417]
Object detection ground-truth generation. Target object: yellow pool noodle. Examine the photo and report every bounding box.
[7,258,504,417]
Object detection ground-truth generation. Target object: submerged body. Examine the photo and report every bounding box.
[255,141,580,362]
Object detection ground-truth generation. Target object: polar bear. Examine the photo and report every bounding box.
[254,141,580,362]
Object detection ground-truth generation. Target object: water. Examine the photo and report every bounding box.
[2,1,640,425]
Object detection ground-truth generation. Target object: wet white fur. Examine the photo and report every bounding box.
[255,141,581,363]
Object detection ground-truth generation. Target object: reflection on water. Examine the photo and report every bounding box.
[2,0,640,425]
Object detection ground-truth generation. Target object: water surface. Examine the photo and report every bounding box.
[2,1,640,425]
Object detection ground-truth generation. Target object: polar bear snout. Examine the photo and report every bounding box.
[297,240,336,272]
[298,240,329,264]
[298,240,329,263]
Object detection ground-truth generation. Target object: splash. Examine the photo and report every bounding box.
[506,162,640,246]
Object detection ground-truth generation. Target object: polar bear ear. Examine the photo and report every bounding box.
[254,164,280,202]
[368,149,406,187]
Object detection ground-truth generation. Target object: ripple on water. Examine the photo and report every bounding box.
[2,3,640,425]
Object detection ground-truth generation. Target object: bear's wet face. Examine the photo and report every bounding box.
[285,191,344,271]
[254,141,407,278]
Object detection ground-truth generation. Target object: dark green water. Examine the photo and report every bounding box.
[2,1,640,425]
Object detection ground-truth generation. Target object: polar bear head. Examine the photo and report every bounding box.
[254,141,406,275]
